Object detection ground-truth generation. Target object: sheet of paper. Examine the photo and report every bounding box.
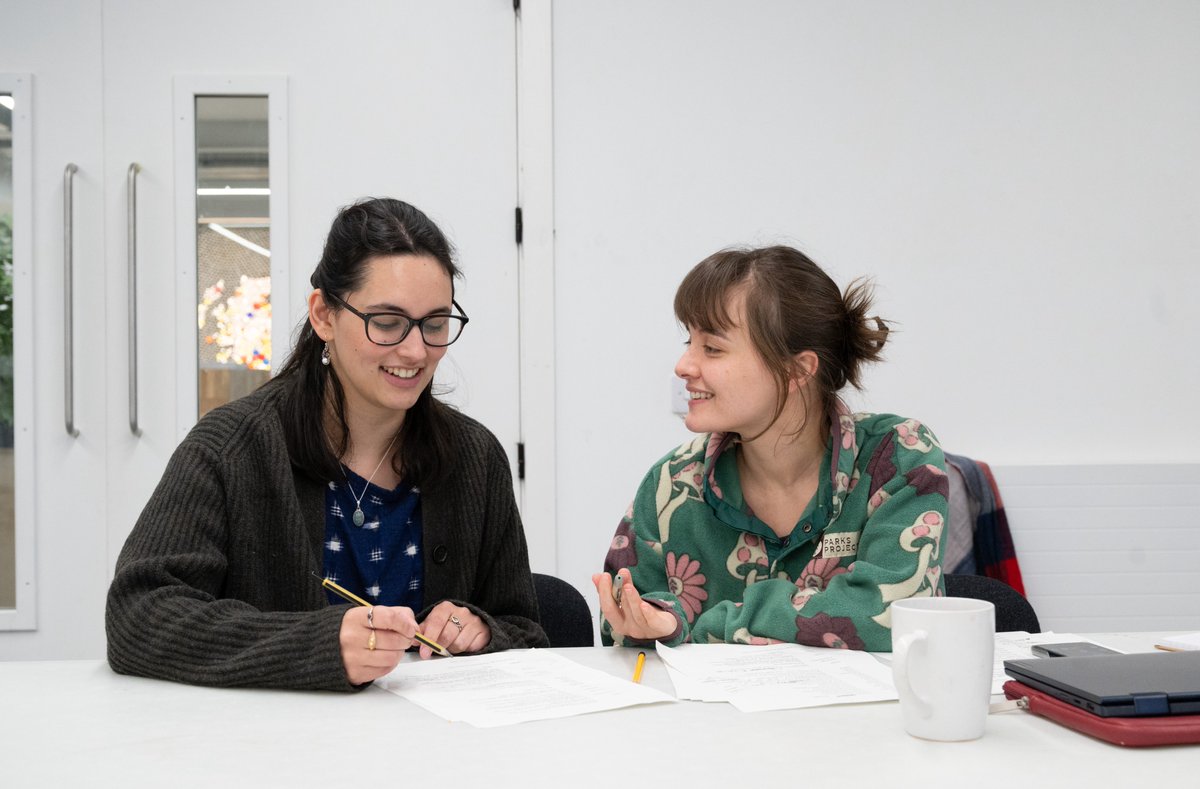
[657,632,1117,711]
[378,650,675,728]
[992,631,1036,693]
[656,642,898,712]
[1155,632,1200,651]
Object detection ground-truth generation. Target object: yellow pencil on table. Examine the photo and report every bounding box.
[316,574,452,657]
[632,651,646,684]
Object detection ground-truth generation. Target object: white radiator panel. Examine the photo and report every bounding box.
[995,465,1200,634]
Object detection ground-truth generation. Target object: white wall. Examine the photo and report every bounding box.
[550,1,1200,628]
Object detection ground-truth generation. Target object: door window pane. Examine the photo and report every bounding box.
[0,92,14,607]
[194,96,270,417]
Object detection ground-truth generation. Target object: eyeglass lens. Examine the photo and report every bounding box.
[367,314,465,347]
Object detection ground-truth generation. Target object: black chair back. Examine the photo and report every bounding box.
[944,573,1041,633]
[532,573,595,647]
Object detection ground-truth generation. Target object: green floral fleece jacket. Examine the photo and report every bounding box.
[601,406,948,651]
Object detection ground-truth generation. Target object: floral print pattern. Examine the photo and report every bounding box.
[867,488,890,517]
[599,408,948,652]
[895,419,938,453]
[796,612,865,650]
[703,433,735,500]
[726,533,769,585]
[865,433,897,500]
[671,461,704,495]
[905,464,948,499]
[838,411,857,449]
[732,627,785,646]
[797,557,849,592]
[872,510,947,628]
[603,515,638,573]
[791,588,816,610]
[665,552,708,623]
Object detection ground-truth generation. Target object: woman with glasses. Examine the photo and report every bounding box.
[107,197,547,690]
[593,245,948,651]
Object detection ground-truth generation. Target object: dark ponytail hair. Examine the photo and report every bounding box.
[673,245,890,438]
[269,197,461,490]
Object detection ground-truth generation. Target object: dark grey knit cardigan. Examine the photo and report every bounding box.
[106,384,547,691]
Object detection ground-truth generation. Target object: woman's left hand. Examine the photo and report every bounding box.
[593,570,678,642]
[418,601,491,658]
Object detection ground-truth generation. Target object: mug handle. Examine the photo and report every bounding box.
[893,629,934,719]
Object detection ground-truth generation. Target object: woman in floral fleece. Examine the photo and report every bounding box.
[594,246,947,651]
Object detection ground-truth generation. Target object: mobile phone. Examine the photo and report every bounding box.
[1031,641,1122,658]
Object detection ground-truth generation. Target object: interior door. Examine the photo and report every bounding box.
[101,1,522,579]
[1,0,520,660]
[0,0,109,657]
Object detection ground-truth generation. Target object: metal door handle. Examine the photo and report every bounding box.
[63,163,79,437]
[127,163,142,436]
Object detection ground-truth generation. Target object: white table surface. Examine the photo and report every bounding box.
[2,635,1195,788]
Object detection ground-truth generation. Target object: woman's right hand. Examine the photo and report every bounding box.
[593,569,678,643]
[339,605,419,685]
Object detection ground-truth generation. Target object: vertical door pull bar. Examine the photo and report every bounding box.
[127,163,142,436]
[64,163,79,437]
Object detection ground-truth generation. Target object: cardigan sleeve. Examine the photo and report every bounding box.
[105,434,356,691]
[420,421,548,652]
[690,423,949,652]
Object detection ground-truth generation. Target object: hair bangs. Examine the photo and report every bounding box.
[673,250,751,334]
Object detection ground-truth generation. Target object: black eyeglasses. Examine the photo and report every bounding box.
[326,292,469,347]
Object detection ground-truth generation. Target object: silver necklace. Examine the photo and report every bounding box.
[343,432,399,527]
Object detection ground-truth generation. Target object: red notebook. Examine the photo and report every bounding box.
[1003,680,1200,747]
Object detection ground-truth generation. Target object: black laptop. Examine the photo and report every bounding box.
[1003,651,1200,717]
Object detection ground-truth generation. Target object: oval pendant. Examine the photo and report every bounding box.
[352,508,365,527]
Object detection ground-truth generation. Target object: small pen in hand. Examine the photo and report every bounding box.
[316,573,452,657]
[632,651,646,684]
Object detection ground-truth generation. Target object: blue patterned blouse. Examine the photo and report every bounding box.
[322,467,424,610]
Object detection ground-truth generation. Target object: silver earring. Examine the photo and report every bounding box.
[321,342,331,366]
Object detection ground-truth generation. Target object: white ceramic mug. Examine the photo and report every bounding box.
[890,596,995,741]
